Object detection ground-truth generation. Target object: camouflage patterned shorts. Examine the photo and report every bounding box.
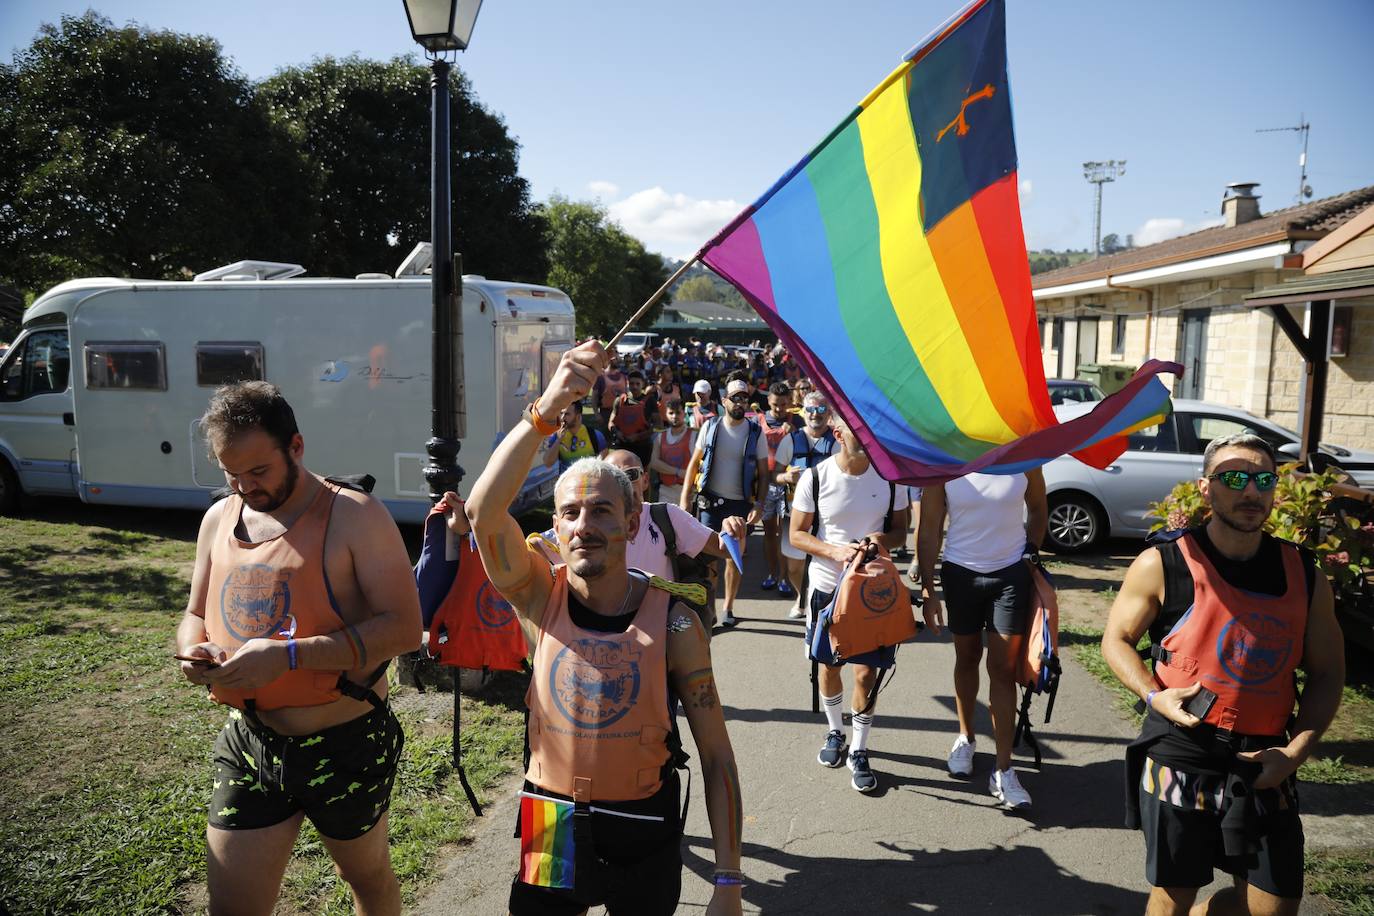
[208,704,404,840]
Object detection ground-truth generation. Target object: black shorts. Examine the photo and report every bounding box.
[807,587,897,669]
[208,704,404,841]
[696,495,751,533]
[508,778,682,916]
[941,559,1031,636]
[1138,757,1304,898]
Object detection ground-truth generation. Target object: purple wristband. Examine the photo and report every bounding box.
[713,873,744,887]
[286,637,298,671]
[1146,689,1157,710]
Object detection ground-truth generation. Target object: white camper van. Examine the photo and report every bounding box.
[0,258,575,522]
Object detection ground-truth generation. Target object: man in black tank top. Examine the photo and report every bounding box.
[1100,434,1344,915]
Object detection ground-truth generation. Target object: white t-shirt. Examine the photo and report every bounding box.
[700,418,768,500]
[625,502,713,580]
[941,472,1028,573]
[791,457,907,595]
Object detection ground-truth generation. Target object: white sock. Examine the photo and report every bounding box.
[851,709,873,753]
[822,692,844,732]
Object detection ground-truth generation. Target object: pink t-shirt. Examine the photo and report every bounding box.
[625,502,713,580]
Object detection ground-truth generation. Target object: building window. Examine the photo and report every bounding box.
[1329,306,1353,358]
[1112,315,1128,356]
[1037,318,1046,347]
[196,342,265,387]
[1051,318,1064,351]
[84,342,167,390]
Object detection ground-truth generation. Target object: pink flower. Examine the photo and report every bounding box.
[1167,510,1188,530]
[1325,551,1350,567]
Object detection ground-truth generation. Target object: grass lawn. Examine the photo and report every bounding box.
[0,502,529,915]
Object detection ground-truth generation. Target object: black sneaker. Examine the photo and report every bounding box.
[848,750,877,792]
[817,730,847,768]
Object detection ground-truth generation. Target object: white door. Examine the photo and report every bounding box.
[0,328,78,495]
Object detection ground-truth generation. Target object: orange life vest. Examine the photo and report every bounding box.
[656,428,692,486]
[692,402,716,427]
[205,481,347,711]
[1153,533,1307,736]
[598,372,627,409]
[525,566,672,802]
[422,510,529,672]
[760,413,791,472]
[613,395,649,439]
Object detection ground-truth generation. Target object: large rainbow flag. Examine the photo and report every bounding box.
[699,0,1178,484]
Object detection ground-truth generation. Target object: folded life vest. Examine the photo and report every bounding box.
[817,539,917,663]
[417,510,528,672]
[1013,553,1062,769]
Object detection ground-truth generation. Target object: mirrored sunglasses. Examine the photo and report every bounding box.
[1208,470,1278,492]
[727,394,751,403]
[802,405,829,415]
[622,467,644,481]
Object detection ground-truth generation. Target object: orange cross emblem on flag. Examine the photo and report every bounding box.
[936,83,996,142]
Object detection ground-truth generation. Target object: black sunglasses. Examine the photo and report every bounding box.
[622,467,644,482]
[727,394,751,403]
[1208,470,1278,492]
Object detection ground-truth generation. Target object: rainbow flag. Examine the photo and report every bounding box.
[518,792,575,889]
[699,0,1178,484]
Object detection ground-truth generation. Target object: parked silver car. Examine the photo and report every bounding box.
[1041,399,1374,551]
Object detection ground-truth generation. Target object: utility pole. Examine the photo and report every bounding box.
[1083,160,1126,256]
[1257,117,1313,203]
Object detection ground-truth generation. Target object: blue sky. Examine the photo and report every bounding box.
[4,0,1372,260]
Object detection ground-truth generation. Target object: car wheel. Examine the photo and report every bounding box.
[0,459,20,515]
[1047,492,1105,553]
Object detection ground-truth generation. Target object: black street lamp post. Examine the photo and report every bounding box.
[402,0,484,504]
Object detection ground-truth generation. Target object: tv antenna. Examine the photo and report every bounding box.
[1083,160,1126,256]
[1257,116,1312,203]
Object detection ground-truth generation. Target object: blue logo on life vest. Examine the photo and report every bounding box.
[220,564,292,642]
[474,581,515,630]
[859,576,898,615]
[1216,612,1294,686]
[549,638,642,730]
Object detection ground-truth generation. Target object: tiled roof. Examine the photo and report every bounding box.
[1032,184,1374,289]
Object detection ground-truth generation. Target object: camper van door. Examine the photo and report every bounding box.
[0,326,77,496]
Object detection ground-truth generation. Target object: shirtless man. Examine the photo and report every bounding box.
[176,381,421,916]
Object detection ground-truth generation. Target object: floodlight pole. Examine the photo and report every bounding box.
[1083,160,1126,257]
[425,57,466,503]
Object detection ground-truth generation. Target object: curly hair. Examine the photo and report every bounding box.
[200,381,300,457]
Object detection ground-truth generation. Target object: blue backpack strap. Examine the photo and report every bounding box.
[697,417,720,494]
[744,419,762,498]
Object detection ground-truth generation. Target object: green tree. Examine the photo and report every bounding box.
[672,274,721,303]
[541,197,668,339]
[258,56,546,281]
[0,12,314,294]
[1101,233,1124,254]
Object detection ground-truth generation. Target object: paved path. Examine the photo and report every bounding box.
[416,546,1350,914]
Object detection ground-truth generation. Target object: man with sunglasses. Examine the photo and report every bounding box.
[1102,434,1344,916]
[681,378,768,628]
[771,391,838,619]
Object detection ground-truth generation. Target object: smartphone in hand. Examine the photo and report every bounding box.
[174,653,220,668]
[1183,686,1218,720]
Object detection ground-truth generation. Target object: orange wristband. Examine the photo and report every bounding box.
[525,401,558,436]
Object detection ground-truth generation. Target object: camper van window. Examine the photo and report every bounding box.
[196,343,265,387]
[84,342,167,391]
[1,330,70,401]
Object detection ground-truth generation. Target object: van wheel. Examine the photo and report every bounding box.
[1047,492,1105,553]
[0,459,19,515]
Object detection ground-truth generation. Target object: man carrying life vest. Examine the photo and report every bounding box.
[593,360,629,430]
[758,381,801,598]
[541,399,606,473]
[771,390,838,619]
[790,412,916,792]
[608,370,657,467]
[175,382,421,916]
[466,340,744,916]
[650,398,695,508]
[681,377,768,628]
[1102,434,1343,916]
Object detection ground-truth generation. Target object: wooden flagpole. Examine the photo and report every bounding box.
[605,254,701,349]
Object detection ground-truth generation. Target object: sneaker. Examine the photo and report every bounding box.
[777,580,794,597]
[761,575,778,590]
[989,768,1031,810]
[848,750,877,792]
[817,730,847,768]
[947,735,975,778]
[718,610,739,628]
[787,604,806,620]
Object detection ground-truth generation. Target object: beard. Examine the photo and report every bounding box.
[727,403,747,419]
[1212,499,1269,534]
[242,460,299,513]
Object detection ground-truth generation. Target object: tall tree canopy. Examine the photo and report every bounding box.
[541,197,670,340]
[0,12,313,293]
[258,56,546,281]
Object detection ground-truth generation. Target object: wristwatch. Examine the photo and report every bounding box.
[523,401,558,436]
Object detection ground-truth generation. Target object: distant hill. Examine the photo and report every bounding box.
[664,260,751,311]
[1029,248,1094,275]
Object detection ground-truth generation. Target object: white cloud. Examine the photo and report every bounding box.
[607,187,743,259]
[1133,216,1224,247]
[587,180,619,198]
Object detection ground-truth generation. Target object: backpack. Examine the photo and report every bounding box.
[1012,552,1061,769]
[816,538,916,662]
[648,502,716,630]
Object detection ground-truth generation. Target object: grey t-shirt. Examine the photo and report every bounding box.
[703,418,768,500]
